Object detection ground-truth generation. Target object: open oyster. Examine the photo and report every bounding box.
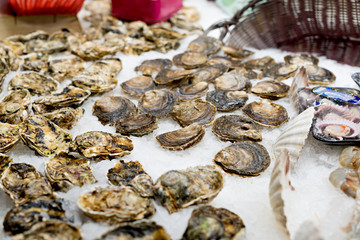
[189,64,228,84]
[214,70,251,91]
[284,54,319,66]
[251,80,290,99]
[172,81,209,101]
[154,165,223,213]
[21,52,49,72]
[107,160,154,197]
[206,90,248,112]
[47,57,85,82]
[138,90,177,118]
[212,115,262,142]
[187,36,222,55]
[116,113,158,137]
[304,64,336,85]
[77,186,155,224]
[214,142,271,176]
[45,153,97,192]
[244,56,275,70]
[173,52,208,69]
[155,68,194,85]
[182,205,246,240]
[263,63,298,80]
[121,76,155,97]
[222,45,254,59]
[0,153,12,178]
[0,123,20,152]
[97,220,171,240]
[19,115,72,156]
[0,90,30,124]
[42,107,84,130]
[171,99,216,127]
[156,124,205,151]
[9,72,58,95]
[70,131,133,159]
[0,163,54,206]
[243,99,289,127]
[135,58,172,76]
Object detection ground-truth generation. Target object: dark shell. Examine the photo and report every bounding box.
[116,113,158,137]
[135,58,173,76]
[138,90,177,118]
[0,153,12,178]
[312,87,360,105]
[0,89,30,124]
[214,71,251,91]
[9,72,58,95]
[182,205,246,240]
[47,57,85,82]
[173,52,208,69]
[172,81,209,101]
[263,63,298,80]
[284,54,319,66]
[244,56,275,70]
[214,142,271,176]
[187,36,222,55]
[206,90,248,112]
[305,65,336,85]
[251,80,290,99]
[42,107,84,130]
[0,123,20,153]
[189,64,228,84]
[212,115,262,142]
[156,124,205,151]
[121,76,155,97]
[222,45,254,59]
[155,69,194,85]
[352,72,360,88]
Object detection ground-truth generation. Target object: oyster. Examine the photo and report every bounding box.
[329,168,359,198]
[121,76,155,97]
[339,146,360,169]
[263,63,298,80]
[72,71,117,94]
[45,153,97,192]
[182,205,246,240]
[42,107,84,130]
[173,52,208,69]
[9,72,58,95]
[2,40,24,55]
[244,56,275,70]
[21,52,49,72]
[6,30,48,43]
[0,62,9,90]
[304,64,336,85]
[187,36,222,55]
[24,38,68,54]
[97,220,171,240]
[0,163,54,205]
[93,96,137,125]
[214,142,270,176]
[0,89,30,124]
[70,131,133,159]
[212,115,262,142]
[0,123,20,152]
[77,186,155,224]
[107,160,154,197]
[222,45,254,59]
[122,37,157,55]
[233,67,259,80]
[214,70,251,91]
[154,165,223,213]
[19,115,72,156]
[86,58,123,77]
[206,90,248,112]
[3,199,67,235]
[138,90,177,118]
[0,42,20,71]
[206,56,242,69]
[170,6,202,31]
[172,81,209,101]
[171,99,216,127]
[251,80,290,99]
[116,113,158,137]
[155,68,194,85]
[47,57,85,82]
[242,99,289,127]
[284,54,319,66]
[135,58,172,76]
[0,153,12,178]
[156,123,205,151]
[189,64,228,84]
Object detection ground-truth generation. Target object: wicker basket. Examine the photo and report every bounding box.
[206,0,360,66]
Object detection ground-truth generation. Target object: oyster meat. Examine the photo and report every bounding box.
[251,80,290,99]
[187,36,222,55]
[263,63,298,80]
[172,81,209,101]
[0,89,30,124]
[135,58,172,76]
[206,90,248,112]
[9,72,58,95]
[138,90,177,118]
[42,107,84,130]
[115,113,158,137]
[0,123,20,152]
[47,57,85,82]
[121,76,155,97]
[173,52,208,69]
[0,153,12,178]
[214,70,251,91]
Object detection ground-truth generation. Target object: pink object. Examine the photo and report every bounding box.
[8,0,84,15]
[112,0,183,24]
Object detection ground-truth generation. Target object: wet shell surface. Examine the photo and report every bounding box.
[70,131,133,159]
[214,70,251,91]
[93,96,137,125]
[77,186,155,224]
[45,153,97,192]
[116,113,158,137]
[107,160,154,197]
[242,99,289,127]
[244,56,275,70]
[0,123,20,152]
[223,45,254,59]
[214,142,271,176]
[154,69,194,85]
[42,107,84,130]
[263,63,298,80]
[206,90,248,112]
[251,80,290,99]
[138,90,177,118]
[121,75,155,97]
[86,58,123,77]
[156,123,205,151]
[154,165,223,213]
[182,205,246,240]
[206,56,242,69]
[172,81,209,101]
[189,64,228,83]
[173,52,208,69]
[21,52,49,72]
[187,36,222,55]
[304,64,336,85]
[19,115,72,156]
[135,58,172,76]
[212,115,262,142]
[72,71,118,94]
[0,153,12,178]
[284,54,319,66]
[171,99,216,127]
[8,72,58,95]
[47,57,85,82]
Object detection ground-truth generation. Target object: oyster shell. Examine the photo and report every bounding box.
[173,52,208,69]
[115,113,158,137]
[86,58,123,77]
[172,81,209,101]
[0,153,12,178]
[244,56,275,70]
[182,205,246,240]
[212,115,262,142]
[21,52,49,72]
[206,90,248,112]
[9,72,58,95]
[121,76,155,97]
[189,64,228,84]
[93,96,137,125]
[42,107,84,130]
[214,142,270,176]
[72,71,117,94]
[263,63,298,80]
[242,99,289,127]
[24,38,68,54]
[222,45,254,59]
[156,123,205,151]
[154,165,223,213]
[214,70,251,91]
[2,40,24,55]
[138,90,177,118]
[107,160,154,197]
[170,6,202,31]
[135,58,172,76]
[0,163,54,206]
[304,64,336,85]
[6,30,48,43]
[251,80,290,99]
[77,186,155,224]
[70,131,133,159]
[47,57,85,82]
[206,56,242,69]
[0,42,20,71]
[0,123,20,152]
[171,99,216,127]
[284,54,319,66]
[19,115,72,156]
[155,68,194,85]
[187,36,222,55]
[0,89,30,124]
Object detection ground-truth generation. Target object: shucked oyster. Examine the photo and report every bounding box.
[0,90,30,124]
[47,57,85,82]
[9,72,58,95]
[116,113,158,137]
[42,107,84,130]
[121,76,155,97]
[138,90,177,118]
[107,160,154,197]
[0,123,20,152]
[0,153,12,178]
[182,205,246,240]
[135,58,172,76]
[77,186,155,224]
[154,165,223,213]
[206,90,248,112]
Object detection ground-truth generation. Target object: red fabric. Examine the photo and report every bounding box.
[8,0,84,15]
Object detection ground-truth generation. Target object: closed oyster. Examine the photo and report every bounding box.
[214,142,270,176]
[170,6,202,31]
[251,80,290,99]
[212,115,262,142]
[206,90,248,112]
[121,76,155,97]
[0,123,19,152]
[86,58,122,77]
[97,220,171,240]
[72,71,117,94]
[6,30,48,43]
[304,64,336,85]
[182,205,246,240]
[172,81,209,101]
[42,107,84,130]
[116,113,158,137]
[21,52,49,72]
[222,45,254,59]
[2,40,24,55]
[173,52,208,69]
[135,58,172,76]
[171,99,216,127]
[154,165,223,213]
[214,71,251,91]
[77,186,155,224]
[93,96,137,125]
[70,131,133,159]
[47,57,85,82]
[155,68,194,85]
[263,63,298,80]
[138,90,177,118]
[233,67,259,80]
[24,38,68,54]
[0,62,9,90]
[19,115,72,156]
[45,153,97,192]
[243,99,289,127]
[206,56,242,69]
[187,36,222,55]
[0,89,30,124]
[156,123,205,151]
[244,56,275,70]
[107,160,154,197]
[0,163,54,205]
[0,153,12,178]
[3,199,67,235]
[190,64,228,84]
[284,54,319,66]
[9,72,58,95]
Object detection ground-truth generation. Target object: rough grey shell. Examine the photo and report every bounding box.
[262,63,298,80]
[206,90,248,112]
[47,57,85,82]
[187,36,222,55]
[41,107,84,130]
[135,58,173,76]
[72,71,117,94]
[116,113,158,137]
[244,56,275,70]
[86,58,122,77]
[0,153,12,178]
[138,90,177,118]
[173,52,208,69]
[155,69,194,85]
[9,72,58,95]
[172,81,209,101]
[214,70,251,91]
[0,123,20,153]
[251,80,290,99]
[189,64,228,84]
[121,76,155,97]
